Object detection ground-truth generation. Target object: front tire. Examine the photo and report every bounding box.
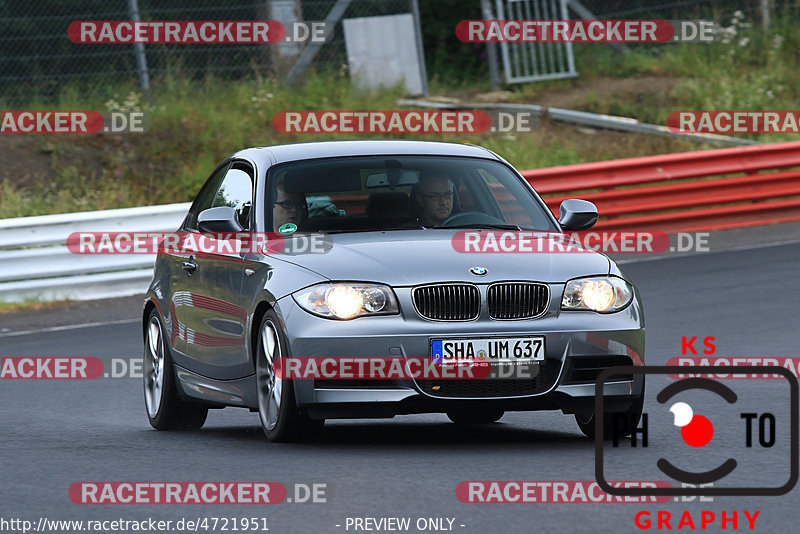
[575,383,645,439]
[143,309,208,430]
[256,310,324,442]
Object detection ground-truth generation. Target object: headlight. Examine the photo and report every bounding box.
[561,276,633,313]
[293,283,399,320]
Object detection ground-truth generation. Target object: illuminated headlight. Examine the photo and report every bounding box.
[561,276,633,313]
[293,283,399,320]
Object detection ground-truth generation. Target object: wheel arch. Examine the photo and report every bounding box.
[250,300,274,365]
[142,298,159,340]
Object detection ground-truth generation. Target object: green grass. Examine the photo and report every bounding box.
[2,9,799,219]
[508,11,800,127]
[0,68,590,219]
[0,296,70,314]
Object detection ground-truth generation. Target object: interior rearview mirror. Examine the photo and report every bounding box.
[365,170,418,188]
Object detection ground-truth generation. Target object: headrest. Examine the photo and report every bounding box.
[283,167,362,193]
[366,192,410,219]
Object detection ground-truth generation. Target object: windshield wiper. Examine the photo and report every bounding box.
[315,229,369,234]
[380,225,427,231]
[316,226,426,234]
[433,223,522,231]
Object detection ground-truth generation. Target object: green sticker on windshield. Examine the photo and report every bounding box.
[278,223,297,235]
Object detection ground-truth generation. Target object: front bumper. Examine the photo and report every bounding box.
[277,285,644,419]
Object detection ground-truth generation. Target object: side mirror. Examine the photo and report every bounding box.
[198,206,243,233]
[558,199,598,231]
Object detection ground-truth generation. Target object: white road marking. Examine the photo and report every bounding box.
[616,237,800,264]
[0,318,139,338]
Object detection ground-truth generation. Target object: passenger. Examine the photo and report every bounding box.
[272,177,307,232]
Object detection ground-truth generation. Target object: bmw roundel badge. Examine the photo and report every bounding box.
[470,266,488,276]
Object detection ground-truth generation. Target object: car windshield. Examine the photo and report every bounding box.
[267,155,558,233]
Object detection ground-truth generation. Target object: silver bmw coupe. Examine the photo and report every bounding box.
[142,140,645,441]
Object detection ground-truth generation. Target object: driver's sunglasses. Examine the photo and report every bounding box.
[419,191,454,201]
[273,200,306,211]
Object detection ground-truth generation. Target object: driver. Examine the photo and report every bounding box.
[411,173,454,227]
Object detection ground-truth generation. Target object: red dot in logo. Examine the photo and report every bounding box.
[681,415,714,447]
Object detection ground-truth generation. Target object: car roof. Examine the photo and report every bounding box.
[235,139,502,165]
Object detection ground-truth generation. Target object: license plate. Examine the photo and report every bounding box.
[431,336,545,363]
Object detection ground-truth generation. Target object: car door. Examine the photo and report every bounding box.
[179,161,255,379]
[167,162,230,362]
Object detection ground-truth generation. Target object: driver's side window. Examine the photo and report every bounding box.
[185,163,230,231]
[212,164,253,230]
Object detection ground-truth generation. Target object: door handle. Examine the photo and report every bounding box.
[182,256,197,273]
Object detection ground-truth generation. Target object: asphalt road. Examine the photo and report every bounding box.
[1,236,799,534]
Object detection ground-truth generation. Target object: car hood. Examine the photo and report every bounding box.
[274,230,610,286]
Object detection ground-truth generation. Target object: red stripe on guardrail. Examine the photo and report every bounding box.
[521,140,800,233]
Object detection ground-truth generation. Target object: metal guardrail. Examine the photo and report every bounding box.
[0,203,190,303]
[3,140,800,303]
[396,99,757,146]
[524,140,800,233]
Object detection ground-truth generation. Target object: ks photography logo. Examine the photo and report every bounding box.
[594,366,798,497]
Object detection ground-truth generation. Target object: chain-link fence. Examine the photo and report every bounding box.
[0,0,418,103]
[573,0,772,19]
[565,0,800,39]
[1,0,796,102]
[480,0,799,87]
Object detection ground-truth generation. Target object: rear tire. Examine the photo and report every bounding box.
[256,310,324,442]
[447,409,504,424]
[143,309,208,430]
